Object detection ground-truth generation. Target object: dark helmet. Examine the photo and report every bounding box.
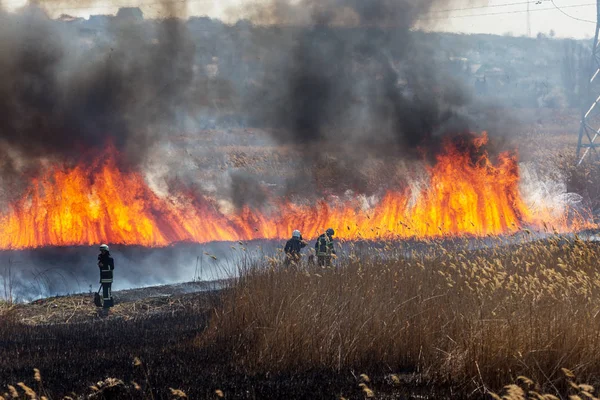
[326,228,334,236]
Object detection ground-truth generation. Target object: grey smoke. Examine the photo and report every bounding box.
[0,5,201,203]
[0,0,497,209]
[0,241,275,301]
[239,0,504,197]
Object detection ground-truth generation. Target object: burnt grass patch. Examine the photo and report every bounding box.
[0,293,452,400]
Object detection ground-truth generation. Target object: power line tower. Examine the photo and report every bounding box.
[576,0,600,165]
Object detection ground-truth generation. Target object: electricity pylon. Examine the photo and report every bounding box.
[576,0,600,165]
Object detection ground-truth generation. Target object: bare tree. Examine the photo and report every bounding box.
[562,39,587,108]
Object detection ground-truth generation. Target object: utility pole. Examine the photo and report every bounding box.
[527,1,531,37]
[576,0,600,164]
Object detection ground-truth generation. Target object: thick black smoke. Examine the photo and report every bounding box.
[0,5,200,203]
[241,0,504,198]
[0,0,496,210]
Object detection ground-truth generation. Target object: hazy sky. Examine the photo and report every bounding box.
[426,0,597,38]
[2,0,597,39]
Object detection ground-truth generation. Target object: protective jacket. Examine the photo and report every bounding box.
[98,252,115,283]
[284,237,306,257]
[315,234,335,257]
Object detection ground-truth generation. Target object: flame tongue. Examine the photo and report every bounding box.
[0,156,213,248]
[406,132,528,237]
[0,134,572,250]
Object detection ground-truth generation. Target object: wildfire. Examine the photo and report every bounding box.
[0,134,587,249]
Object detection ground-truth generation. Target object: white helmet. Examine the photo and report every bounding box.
[292,230,301,238]
[99,244,109,251]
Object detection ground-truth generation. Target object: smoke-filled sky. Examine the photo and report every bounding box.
[0,5,198,201]
[0,0,521,205]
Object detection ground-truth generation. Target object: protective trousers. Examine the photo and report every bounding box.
[317,255,332,268]
[285,253,301,268]
[102,282,113,309]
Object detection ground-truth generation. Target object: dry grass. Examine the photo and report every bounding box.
[0,300,16,332]
[2,281,221,326]
[201,236,600,392]
[6,236,600,398]
[10,366,600,400]
[9,292,200,325]
[491,368,600,400]
[1,365,189,400]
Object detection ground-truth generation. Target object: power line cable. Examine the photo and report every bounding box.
[430,0,546,14]
[419,2,595,20]
[43,1,597,16]
[548,0,596,23]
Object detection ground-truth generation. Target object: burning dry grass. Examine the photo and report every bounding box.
[3,127,590,250]
[202,236,600,392]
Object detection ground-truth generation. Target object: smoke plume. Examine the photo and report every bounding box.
[0,4,200,203]
[240,0,505,197]
[0,0,495,208]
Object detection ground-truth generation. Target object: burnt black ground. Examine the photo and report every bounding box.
[0,290,456,400]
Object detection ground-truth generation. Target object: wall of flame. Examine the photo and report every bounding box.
[0,135,588,249]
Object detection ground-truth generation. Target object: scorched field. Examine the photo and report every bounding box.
[1,0,599,397]
[2,115,600,399]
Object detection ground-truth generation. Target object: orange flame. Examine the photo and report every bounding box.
[0,133,588,249]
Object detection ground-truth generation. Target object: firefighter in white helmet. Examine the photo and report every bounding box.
[98,244,115,309]
[284,230,307,267]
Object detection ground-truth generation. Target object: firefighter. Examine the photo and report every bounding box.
[315,228,336,268]
[284,230,306,267]
[98,244,115,309]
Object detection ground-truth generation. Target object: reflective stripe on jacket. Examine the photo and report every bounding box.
[315,234,334,257]
[98,252,115,283]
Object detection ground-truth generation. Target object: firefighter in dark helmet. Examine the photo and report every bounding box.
[98,244,115,309]
[284,229,306,267]
[315,228,336,268]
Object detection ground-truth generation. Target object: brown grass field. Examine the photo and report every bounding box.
[202,237,600,397]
